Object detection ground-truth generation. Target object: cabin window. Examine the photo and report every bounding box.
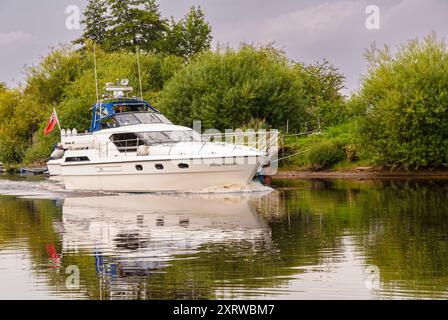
[138,131,172,144]
[110,133,144,152]
[65,156,90,162]
[111,130,199,151]
[115,104,150,113]
[178,163,189,169]
[135,165,143,171]
[155,164,164,170]
[138,130,198,145]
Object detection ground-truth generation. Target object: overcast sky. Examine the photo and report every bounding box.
[1,0,448,94]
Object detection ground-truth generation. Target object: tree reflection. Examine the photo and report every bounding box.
[0,179,447,299]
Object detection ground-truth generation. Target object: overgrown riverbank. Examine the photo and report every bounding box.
[0,0,447,171]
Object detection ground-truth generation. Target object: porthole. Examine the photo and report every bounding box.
[178,163,189,169]
[179,218,190,227]
[135,165,143,171]
[155,164,164,170]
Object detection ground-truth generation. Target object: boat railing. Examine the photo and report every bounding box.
[201,131,278,156]
[97,130,278,158]
[100,138,144,157]
[98,138,172,157]
[61,129,93,137]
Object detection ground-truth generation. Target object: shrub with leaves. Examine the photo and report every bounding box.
[293,60,346,129]
[158,45,309,131]
[307,141,345,171]
[358,34,448,169]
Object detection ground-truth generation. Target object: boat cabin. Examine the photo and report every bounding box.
[59,80,201,154]
[89,80,172,132]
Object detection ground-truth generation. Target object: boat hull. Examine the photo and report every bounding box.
[46,160,62,176]
[61,156,261,192]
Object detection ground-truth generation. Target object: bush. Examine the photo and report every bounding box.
[0,132,26,165]
[159,45,347,132]
[158,45,308,131]
[22,133,58,165]
[279,120,363,170]
[293,60,347,129]
[307,141,345,171]
[358,34,448,169]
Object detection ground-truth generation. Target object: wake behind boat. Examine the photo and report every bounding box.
[46,80,275,192]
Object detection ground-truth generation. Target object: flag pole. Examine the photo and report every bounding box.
[54,108,62,132]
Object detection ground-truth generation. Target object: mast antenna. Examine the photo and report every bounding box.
[136,46,143,100]
[93,44,99,102]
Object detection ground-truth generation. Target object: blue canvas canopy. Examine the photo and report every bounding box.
[90,98,159,132]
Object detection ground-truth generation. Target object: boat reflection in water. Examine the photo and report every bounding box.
[59,192,275,298]
[3,177,448,299]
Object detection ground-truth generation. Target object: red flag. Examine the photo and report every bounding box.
[45,244,61,269]
[44,109,59,136]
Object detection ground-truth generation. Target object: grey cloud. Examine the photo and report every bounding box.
[0,31,33,46]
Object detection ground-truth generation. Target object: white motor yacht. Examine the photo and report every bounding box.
[47,80,274,192]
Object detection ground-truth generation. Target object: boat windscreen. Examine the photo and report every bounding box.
[114,113,139,126]
[134,113,163,124]
[113,112,172,126]
[155,114,173,124]
[137,131,198,144]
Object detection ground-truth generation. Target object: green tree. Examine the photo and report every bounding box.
[0,89,29,164]
[294,60,346,129]
[24,45,83,106]
[358,33,448,168]
[106,0,167,52]
[158,45,307,131]
[163,6,212,60]
[76,1,212,59]
[76,0,109,46]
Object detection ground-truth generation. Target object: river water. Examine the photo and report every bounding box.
[0,175,447,300]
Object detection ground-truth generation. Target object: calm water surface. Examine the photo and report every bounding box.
[0,176,447,300]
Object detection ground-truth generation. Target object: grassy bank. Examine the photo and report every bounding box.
[279,120,372,172]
